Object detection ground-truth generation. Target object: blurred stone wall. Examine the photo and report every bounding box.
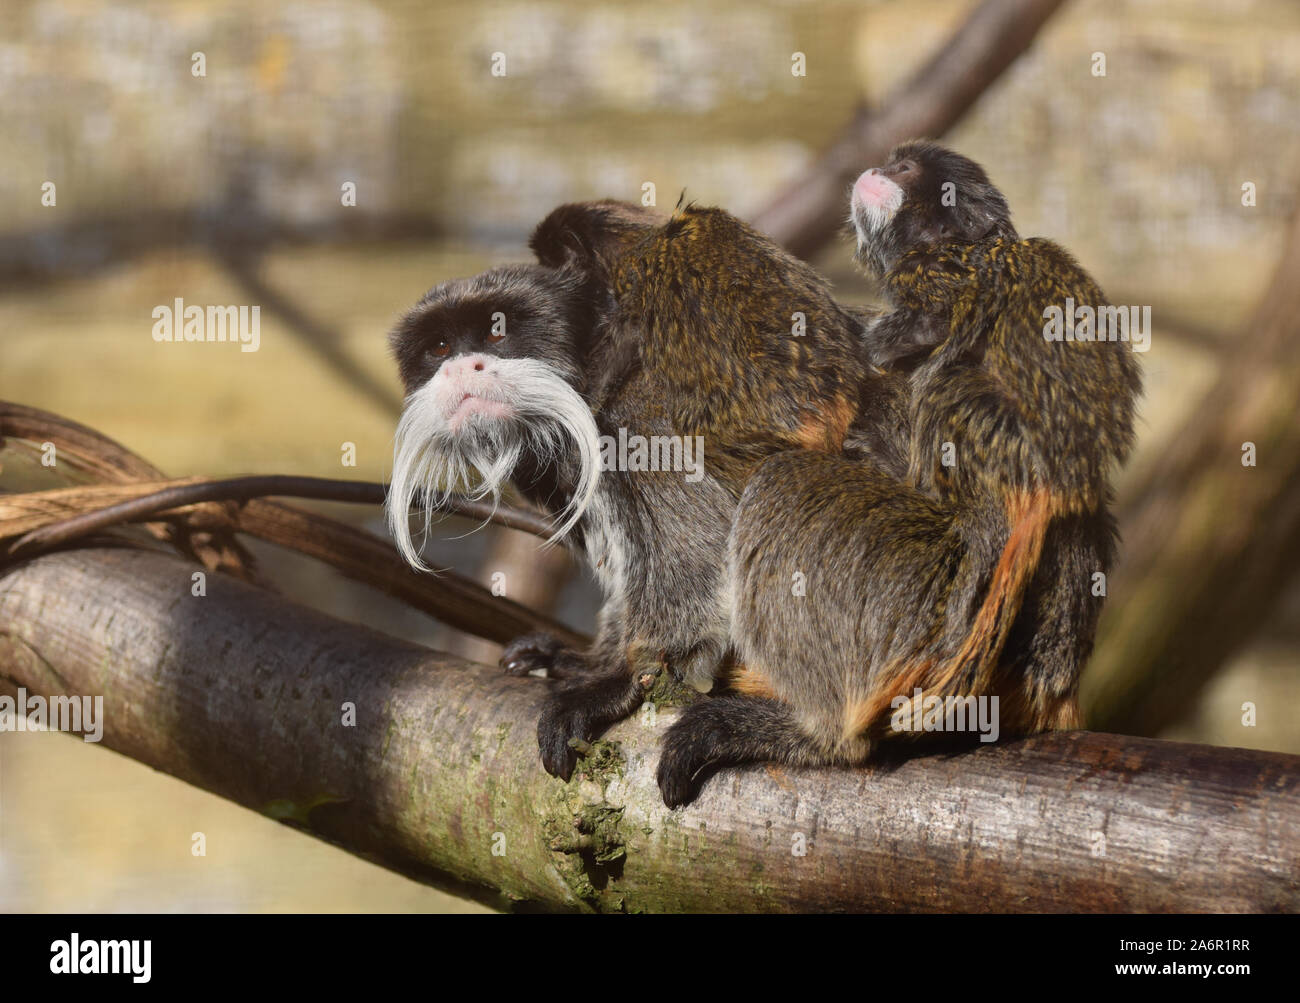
[0,0,403,222]
[0,0,858,231]
[4,0,1299,321]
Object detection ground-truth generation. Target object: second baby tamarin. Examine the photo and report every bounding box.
[653,141,1142,806]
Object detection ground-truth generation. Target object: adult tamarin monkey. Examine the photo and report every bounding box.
[386,201,877,785]
[659,142,1142,806]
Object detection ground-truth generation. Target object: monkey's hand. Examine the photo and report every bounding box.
[864,308,946,370]
[537,672,645,780]
[500,632,593,681]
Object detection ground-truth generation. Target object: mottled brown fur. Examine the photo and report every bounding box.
[656,143,1141,806]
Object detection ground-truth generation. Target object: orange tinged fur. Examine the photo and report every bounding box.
[842,487,1060,741]
[725,661,780,700]
[795,394,857,452]
[841,656,937,742]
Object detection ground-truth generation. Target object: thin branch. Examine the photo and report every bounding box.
[0,402,261,581]
[214,252,405,415]
[0,401,169,482]
[1,402,585,649]
[6,474,557,557]
[234,496,587,649]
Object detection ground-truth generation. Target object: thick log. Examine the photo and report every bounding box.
[0,547,1295,912]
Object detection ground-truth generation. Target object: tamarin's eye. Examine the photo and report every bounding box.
[487,328,505,344]
[892,160,917,177]
[429,340,451,359]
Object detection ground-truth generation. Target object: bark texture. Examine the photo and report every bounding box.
[0,547,1295,912]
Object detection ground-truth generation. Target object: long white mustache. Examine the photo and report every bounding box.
[386,357,602,571]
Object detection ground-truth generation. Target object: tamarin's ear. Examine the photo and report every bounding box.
[902,213,954,251]
[529,200,660,276]
[916,210,1001,248]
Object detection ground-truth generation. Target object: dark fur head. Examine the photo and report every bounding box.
[389,263,595,395]
[386,264,603,569]
[850,140,1017,277]
[528,198,661,278]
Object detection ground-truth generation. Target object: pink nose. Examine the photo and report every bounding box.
[853,168,890,204]
[440,354,489,380]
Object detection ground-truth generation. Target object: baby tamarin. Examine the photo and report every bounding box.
[387,200,877,783]
[654,141,1142,805]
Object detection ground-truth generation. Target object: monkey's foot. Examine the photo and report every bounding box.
[537,673,643,781]
[500,632,588,679]
[656,701,731,808]
[656,696,819,808]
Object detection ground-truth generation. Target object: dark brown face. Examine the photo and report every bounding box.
[389,264,590,401]
[385,264,604,569]
[850,140,1016,276]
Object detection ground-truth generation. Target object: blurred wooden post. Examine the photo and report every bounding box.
[1085,198,1300,734]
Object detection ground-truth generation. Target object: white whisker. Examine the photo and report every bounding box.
[386,358,602,571]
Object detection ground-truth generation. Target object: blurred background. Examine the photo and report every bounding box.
[1,0,1298,912]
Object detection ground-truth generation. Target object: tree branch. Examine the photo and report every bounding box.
[1,546,1293,912]
[5,474,556,557]
[214,252,405,415]
[0,402,585,649]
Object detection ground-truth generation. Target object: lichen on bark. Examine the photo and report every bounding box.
[540,739,631,911]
